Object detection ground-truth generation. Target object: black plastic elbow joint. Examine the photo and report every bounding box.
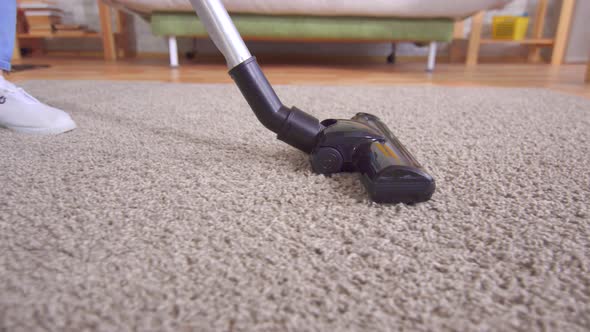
[229,57,324,153]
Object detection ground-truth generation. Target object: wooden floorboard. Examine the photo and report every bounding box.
[8,57,590,99]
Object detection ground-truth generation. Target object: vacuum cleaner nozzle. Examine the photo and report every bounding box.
[229,57,435,204]
[311,113,435,204]
[189,0,435,204]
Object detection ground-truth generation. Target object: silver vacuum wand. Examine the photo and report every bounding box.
[187,0,251,68]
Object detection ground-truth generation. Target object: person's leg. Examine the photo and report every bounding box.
[0,0,76,134]
[0,0,17,72]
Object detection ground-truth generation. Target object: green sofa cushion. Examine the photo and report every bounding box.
[152,12,453,42]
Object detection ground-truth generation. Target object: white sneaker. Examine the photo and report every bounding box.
[0,77,76,134]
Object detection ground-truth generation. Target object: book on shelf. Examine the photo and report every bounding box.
[28,25,54,31]
[54,24,87,31]
[26,30,55,35]
[54,30,88,37]
[26,15,61,27]
[19,0,57,3]
[24,10,63,17]
[18,1,60,11]
[17,9,27,33]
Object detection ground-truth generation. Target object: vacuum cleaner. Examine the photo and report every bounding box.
[188,0,435,204]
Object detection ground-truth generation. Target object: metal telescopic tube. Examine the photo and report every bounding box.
[188,0,252,68]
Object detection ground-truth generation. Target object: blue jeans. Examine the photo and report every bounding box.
[0,0,17,71]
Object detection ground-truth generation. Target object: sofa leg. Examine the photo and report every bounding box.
[168,36,179,68]
[387,43,396,64]
[426,41,437,72]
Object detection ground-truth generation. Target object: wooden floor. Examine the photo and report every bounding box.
[8,56,590,98]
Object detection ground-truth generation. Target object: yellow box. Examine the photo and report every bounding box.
[492,16,529,40]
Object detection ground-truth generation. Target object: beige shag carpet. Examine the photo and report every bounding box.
[1,81,589,331]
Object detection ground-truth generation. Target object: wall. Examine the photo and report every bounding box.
[565,0,590,62]
[44,0,587,62]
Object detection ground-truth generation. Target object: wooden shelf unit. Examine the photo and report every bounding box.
[462,0,576,66]
[15,0,129,61]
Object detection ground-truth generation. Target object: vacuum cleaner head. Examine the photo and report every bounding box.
[311,113,435,204]
[189,0,436,204]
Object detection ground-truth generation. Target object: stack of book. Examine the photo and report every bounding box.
[54,24,90,36]
[19,0,63,33]
[19,0,94,36]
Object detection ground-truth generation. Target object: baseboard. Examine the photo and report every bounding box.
[38,50,572,66]
[133,52,446,64]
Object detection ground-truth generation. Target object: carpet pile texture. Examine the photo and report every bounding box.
[1,81,589,331]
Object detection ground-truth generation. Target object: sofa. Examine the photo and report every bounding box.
[104,0,511,70]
